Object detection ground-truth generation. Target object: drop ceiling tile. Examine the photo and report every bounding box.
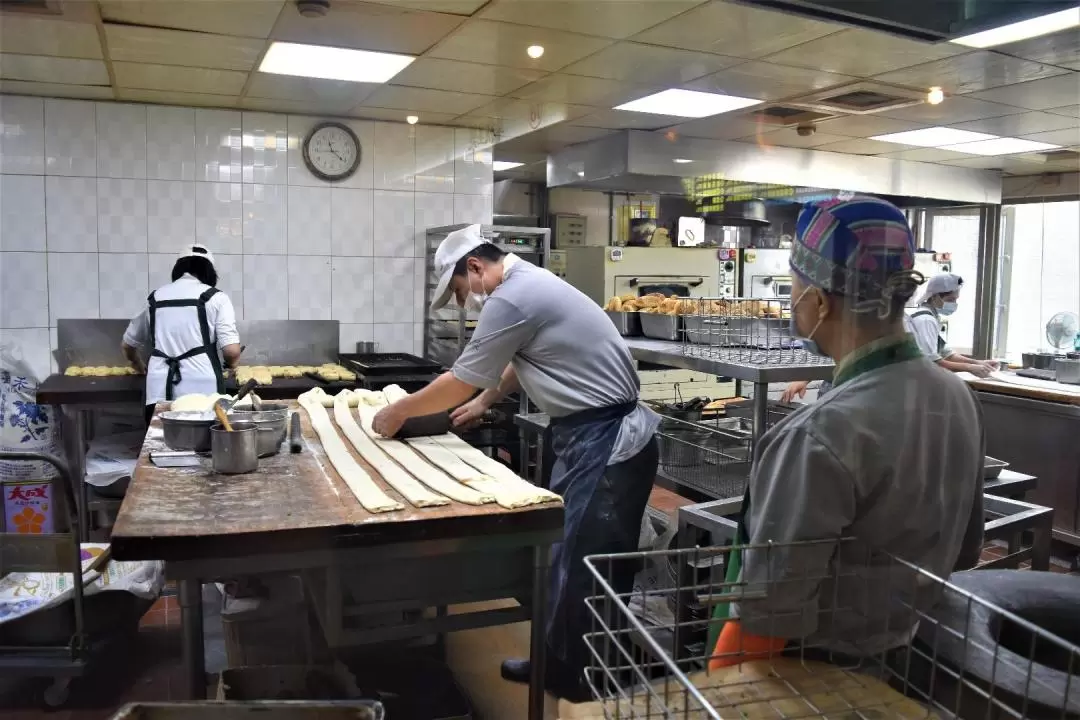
[969,73,1080,111]
[1019,127,1080,147]
[0,15,103,59]
[99,0,286,39]
[814,114,929,138]
[116,89,238,109]
[634,1,842,59]
[246,73,379,107]
[0,81,113,100]
[239,96,356,115]
[880,95,1023,124]
[427,19,612,72]
[944,155,1048,172]
[460,98,595,140]
[346,107,460,125]
[511,74,658,108]
[665,115,768,140]
[0,54,109,85]
[561,42,740,86]
[359,85,492,115]
[763,28,967,77]
[995,27,1080,71]
[815,138,909,155]
[742,128,849,149]
[874,51,1069,95]
[104,24,266,71]
[113,62,248,95]
[392,58,545,96]
[271,0,464,55]
[366,0,487,13]
[683,61,856,103]
[950,111,1078,136]
[479,0,702,40]
[572,109,687,130]
[1047,104,1079,118]
[496,125,612,155]
[877,147,981,163]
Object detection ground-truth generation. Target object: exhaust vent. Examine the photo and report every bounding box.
[749,105,836,127]
[0,0,63,15]
[1041,149,1080,162]
[790,82,926,115]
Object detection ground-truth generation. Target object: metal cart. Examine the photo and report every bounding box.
[581,541,1080,719]
[0,451,91,707]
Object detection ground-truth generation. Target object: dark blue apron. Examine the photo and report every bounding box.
[544,400,639,674]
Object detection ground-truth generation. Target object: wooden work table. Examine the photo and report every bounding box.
[112,404,563,719]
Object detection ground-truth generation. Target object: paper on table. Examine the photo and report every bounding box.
[962,370,1080,395]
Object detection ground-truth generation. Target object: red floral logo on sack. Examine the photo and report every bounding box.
[13,507,45,534]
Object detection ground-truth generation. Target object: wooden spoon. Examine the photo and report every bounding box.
[214,399,233,432]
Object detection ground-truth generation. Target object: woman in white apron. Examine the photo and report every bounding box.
[122,244,242,424]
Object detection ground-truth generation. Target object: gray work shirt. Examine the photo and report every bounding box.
[735,350,985,656]
[453,256,659,464]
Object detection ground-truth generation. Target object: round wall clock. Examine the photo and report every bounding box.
[302,122,361,181]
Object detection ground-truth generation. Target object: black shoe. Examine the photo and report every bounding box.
[500,658,530,684]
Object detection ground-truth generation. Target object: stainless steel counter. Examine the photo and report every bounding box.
[976,389,1080,547]
[623,337,835,383]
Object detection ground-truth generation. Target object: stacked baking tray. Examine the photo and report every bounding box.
[338,353,442,393]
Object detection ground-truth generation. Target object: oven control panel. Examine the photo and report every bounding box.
[717,248,738,298]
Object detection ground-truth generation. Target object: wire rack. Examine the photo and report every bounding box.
[654,413,752,500]
[682,297,834,367]
[583,541,1080,720]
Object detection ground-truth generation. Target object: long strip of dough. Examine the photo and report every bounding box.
[299,393,403,513]
[433,433,562,503]
[333,394,450,508]
[403,436,556,509]
[353,406,494,506]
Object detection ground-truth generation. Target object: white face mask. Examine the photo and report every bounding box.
[462,267,488,312]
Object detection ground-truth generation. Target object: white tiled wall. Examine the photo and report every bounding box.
[0,95,494,381]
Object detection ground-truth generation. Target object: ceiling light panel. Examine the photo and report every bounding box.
[493,161,524,171]
[870,126,999,147]
[615,89,762,118]
[259,42,413,83]
[952,7,1080,48]
[942,137,1063,155]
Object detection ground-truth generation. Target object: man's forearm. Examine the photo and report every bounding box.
[478,365,519,406]
[395,371,479,417]
[938,358,974,373]
[122,343,145,373]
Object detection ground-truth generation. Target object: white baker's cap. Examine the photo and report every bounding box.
[924,272,962,297]
[178,243,215,268]
[430,224,486,311]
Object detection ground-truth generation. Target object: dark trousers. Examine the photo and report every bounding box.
[545,436,659,695]
[144,403,155,427]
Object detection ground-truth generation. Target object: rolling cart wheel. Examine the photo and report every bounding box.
[43,678,71,708]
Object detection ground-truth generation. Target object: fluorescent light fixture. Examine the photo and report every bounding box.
[260,41,413,83]
[952,7,1080,48]
[870,126,998,147]
[615,89,762,118]
[492,161,524,171]
[942,137,1063,155]
[673,158,693,164]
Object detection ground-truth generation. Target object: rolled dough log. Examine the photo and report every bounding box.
[333,394,449,508]
[354,406,493,506]
[434,433,562,503]
[298,390,402,513]
[381,384,409,404]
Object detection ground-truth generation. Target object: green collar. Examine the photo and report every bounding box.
[833,334,922,388]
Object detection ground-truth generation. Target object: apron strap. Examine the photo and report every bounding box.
[147,288,224,401]
[911,309,946,354]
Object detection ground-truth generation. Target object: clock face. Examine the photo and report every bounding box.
[303,122,361,181]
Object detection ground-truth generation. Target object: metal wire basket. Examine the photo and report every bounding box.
[655,414,752,500]
[582,540,1080,719]
[682,297,834,366]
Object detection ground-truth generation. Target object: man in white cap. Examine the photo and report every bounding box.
[372,224,659,701]
[909,272,995,377]
[122,243,241,424]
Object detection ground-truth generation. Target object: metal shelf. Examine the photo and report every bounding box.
[624,337,834,384]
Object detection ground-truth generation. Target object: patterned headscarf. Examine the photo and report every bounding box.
[790,196,920,316]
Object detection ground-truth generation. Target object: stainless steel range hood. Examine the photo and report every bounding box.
[546,130,1002,205]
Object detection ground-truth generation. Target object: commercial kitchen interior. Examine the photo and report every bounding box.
[0,0,1079,718]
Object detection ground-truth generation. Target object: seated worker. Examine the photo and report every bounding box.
[709,197,985,668]
[371,224,659,701]
[909,272,995,378]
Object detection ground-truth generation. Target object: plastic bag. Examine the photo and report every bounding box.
[0,338,61,484]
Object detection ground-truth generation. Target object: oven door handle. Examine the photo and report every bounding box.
[628,276,705,288]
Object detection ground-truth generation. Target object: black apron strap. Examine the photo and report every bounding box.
[147,288,224,401]
[911,309,947,354]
